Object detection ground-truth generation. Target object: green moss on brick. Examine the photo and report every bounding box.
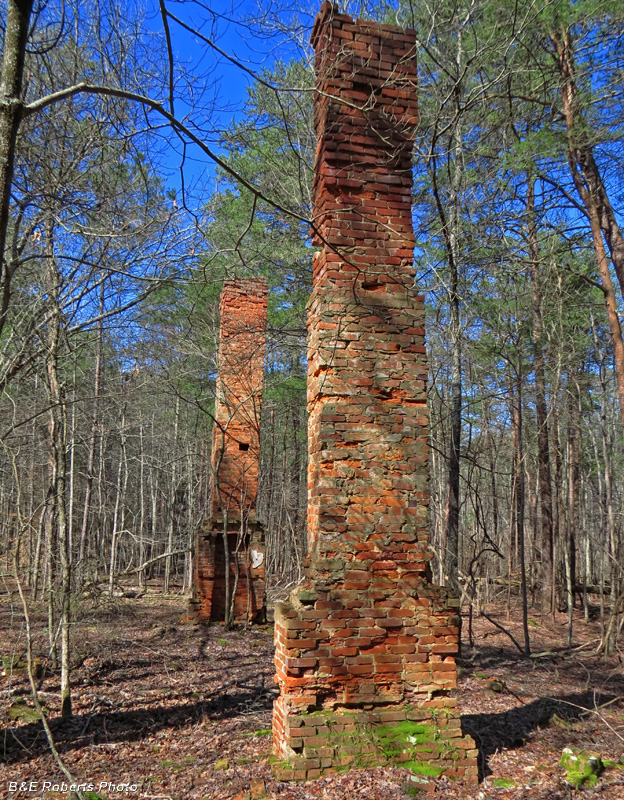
[374,720,439,751]
[276,708,470,781]
[402,761,446,777]
[560,747,606,788]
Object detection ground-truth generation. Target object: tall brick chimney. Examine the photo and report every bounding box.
[192,278,268,624]
[209,279,267,525]
[271,3,477,784]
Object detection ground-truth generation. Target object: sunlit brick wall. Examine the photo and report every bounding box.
[272,3,477,782]
[194,278,268,624]
[210,279,268,523]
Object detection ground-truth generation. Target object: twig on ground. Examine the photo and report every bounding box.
[479,611,526,654]
[550,695,624,742]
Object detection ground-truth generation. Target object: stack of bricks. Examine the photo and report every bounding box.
[272,2,477,784]
[192,279,268,624]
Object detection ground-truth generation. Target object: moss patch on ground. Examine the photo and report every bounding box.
[560,747,604,788]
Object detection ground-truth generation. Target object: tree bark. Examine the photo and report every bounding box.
[0,0,34,337]
[108,407,127,597]
[44,217,72,716]
[164,395,180,594]
[526,177,553,613]
[138,420,146,588]
[553,27,624,428]
[443,29,464,594]
[565,371,582,646]
[510,366,531,655]
[78,282,104,581]
[594,335,618,653]
[552,27,624,301]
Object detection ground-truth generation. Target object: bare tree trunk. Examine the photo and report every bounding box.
[44,218,72,716]
[223,508,231,630]
[445,281,462,593]
[32,509,44,597]
[527,177,553,614]
[149,450,158,585]
[424,22,466,595]
[443,60,463,595]
[551,398,565,619]
[0,0,34,338]
[108,407,127,596]
[183,446,194,593]
[78,283,104,581]
[597,347,618,653]
[565,372,581,646]
[138,420,146,588]
[229,516,245,626]
[553,28,624,428]
[164,395,180,594]
[510,367,530,655]
[95,428,106,582]
[45,486,56,669]
[552,27,624,301]
[27,410,38,589]
[67,367,76,575]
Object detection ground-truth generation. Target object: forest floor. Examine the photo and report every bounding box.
[1,587,623,799]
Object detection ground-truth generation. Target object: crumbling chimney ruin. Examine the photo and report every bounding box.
[272,3,477,784]
[193,278,268,624]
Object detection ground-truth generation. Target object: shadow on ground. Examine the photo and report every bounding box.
[1,680,275,765]
[463,691,619,780]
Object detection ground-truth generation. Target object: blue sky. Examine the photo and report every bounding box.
[146,0,316,198]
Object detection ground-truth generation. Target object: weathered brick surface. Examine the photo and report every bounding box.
[272,2,476,782]
[194,519,266,624]
[192,279,268,624]
[272,706,478,784]
[210,279,268,524]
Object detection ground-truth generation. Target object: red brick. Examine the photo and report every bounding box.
[271,2,474,783]
[194,280,267,625]
[348,664,373,675]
